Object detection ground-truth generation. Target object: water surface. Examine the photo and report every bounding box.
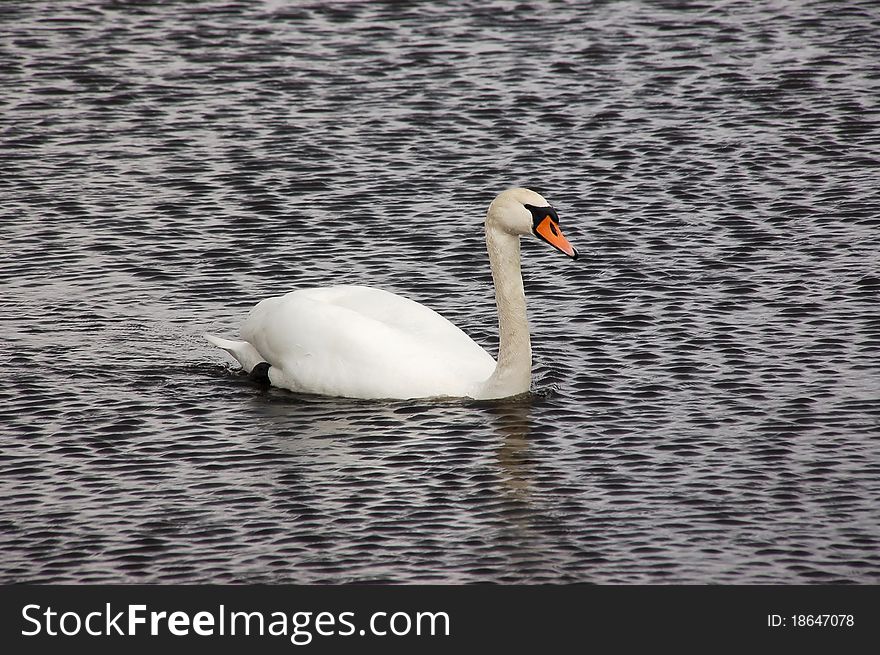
[1,0,879,583]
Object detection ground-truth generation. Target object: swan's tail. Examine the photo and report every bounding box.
[203,334,265,373]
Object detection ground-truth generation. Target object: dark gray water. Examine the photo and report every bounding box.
[2,0,879,583]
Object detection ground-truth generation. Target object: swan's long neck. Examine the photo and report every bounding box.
[478,222,532,399]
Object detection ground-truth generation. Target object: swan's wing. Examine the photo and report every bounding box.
[297,286,488,354]
[241,286,495,399]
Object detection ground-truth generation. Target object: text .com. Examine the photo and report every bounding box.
[22,604,451,646]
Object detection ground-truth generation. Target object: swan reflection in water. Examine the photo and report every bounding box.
[248,391,538,515]
[481,398,535,505]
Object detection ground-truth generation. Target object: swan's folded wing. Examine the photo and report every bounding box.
[241,286,495,399]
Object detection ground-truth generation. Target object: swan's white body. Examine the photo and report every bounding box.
[208,286,495,399]
[206,188,577,400]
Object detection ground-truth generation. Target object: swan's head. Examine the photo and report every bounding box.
[487,187,579,259]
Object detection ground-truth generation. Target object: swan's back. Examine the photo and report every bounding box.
[241,285,495,399]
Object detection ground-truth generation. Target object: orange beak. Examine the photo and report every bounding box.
[534,215,578,259]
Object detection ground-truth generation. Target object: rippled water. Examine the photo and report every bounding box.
[2,0,879,583]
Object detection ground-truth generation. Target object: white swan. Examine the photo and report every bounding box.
[205,187,578,400]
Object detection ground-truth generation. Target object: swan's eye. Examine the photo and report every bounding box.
[526,203,577,258]
[524,203,561,231]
